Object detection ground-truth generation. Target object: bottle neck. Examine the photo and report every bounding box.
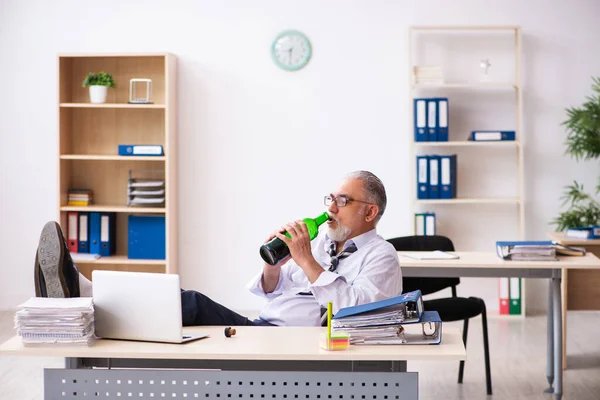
[314,212,330,226]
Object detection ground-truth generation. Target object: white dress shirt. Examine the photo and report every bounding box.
[246,228,402,326]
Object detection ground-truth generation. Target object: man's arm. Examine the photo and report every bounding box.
[261,262,283,293]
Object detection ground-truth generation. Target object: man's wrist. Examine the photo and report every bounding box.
[297,258,324,283]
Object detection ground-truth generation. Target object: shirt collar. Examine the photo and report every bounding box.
[325,228,377,252]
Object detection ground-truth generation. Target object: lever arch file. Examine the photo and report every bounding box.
[437,98,449,141]
[427,99,437,141]
[346,311,442,345]
[416,156,429,199]
[332,290,424,326]
[414,99,427,142]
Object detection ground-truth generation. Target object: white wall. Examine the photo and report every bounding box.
[1,0,598,314]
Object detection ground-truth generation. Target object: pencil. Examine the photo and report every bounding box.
[327,302,332,349]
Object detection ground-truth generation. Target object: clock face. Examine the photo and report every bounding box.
[271,30,312,71]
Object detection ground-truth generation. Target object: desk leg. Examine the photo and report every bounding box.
[552,273,563,400]
[65,357,82,369]
[545,280,554,392]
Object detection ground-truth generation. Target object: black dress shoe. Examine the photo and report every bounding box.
[34,221,80,298]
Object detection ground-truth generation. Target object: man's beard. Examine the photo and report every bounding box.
[327,216,352,242]
[327,205,366,242]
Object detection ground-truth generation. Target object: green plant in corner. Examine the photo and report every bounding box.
[552,77,600,232]
[82,71,116,88]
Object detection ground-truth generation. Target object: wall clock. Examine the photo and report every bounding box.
[271,30,312,71]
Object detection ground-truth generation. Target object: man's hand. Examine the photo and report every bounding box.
[275,220,323,283]
[261,227,290,293]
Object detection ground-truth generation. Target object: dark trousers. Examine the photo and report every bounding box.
[180,289,274,327]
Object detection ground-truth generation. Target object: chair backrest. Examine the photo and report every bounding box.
[387,235,460,296]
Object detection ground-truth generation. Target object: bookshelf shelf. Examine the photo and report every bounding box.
[413,141,519,148]
[58,53,177,277]
[60,103,165,109]
[60,205,166,213]
[60,155,166,161]
[412,82,518,90]
[72,255,167,265]
[410,25,520,32]
[415,198,520,205]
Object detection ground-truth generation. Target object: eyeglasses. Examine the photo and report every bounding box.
[324,194,372,207]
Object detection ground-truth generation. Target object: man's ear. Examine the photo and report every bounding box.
[365,205,379,223]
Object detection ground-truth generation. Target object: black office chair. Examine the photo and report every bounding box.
[387,235,492,395]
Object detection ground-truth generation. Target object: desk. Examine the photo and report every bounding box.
[0,326,465,400]
[548,232,600,369]
[397,251,600,400]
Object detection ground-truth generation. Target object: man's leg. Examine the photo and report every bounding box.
[34,221,80,298]
[33,222,258,327]
[180,290,256,326]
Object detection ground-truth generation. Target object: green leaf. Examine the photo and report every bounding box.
[82,71,116,88]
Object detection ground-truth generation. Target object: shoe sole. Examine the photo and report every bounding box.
[37,221,69,298]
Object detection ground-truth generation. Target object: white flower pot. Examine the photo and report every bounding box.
[89,85,108,104]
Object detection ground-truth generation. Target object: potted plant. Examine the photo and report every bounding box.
[82,72,116,104]
[552,77,600,231]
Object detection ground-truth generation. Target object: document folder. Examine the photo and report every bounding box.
[78,212,90,253]
[89,212,101,255]
[428,155,440,199]
[440,155,457,199]
[437,98,449,141]
[413,99,427,142]
[416,156,429,199]
[67,212,78,253]
[427,99,437,141]
[332,290,424,326]
[99,212,116,257]
[334,311,442,345]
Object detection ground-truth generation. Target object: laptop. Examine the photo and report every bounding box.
[92,270,208,343]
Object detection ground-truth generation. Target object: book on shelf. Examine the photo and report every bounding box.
[67,188,93,206]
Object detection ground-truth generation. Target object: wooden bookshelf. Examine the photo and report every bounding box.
[409,26,525,317]
[57,53,177,277]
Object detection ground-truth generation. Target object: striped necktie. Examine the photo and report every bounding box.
[327,241,358,272]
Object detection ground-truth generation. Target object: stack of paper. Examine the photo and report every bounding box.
[331,290,442,345]
[14,297,95,347]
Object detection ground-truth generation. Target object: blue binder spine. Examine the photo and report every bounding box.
[118,144,164,156]
[416,155,429,199]
[78,212,90,253]
[89,212,101,255]
[437,98,448,141]
[469,131,516,141]
[428,155,440,199]
[427,99,438,142]
[413,99,427,142]
[99,212,116,256]
[440,154,457,199]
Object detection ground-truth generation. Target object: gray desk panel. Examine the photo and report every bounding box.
[45,369,418,399]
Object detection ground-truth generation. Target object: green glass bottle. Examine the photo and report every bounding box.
[260,212,330,266]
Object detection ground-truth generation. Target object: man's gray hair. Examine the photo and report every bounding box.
[346,170,387,224]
